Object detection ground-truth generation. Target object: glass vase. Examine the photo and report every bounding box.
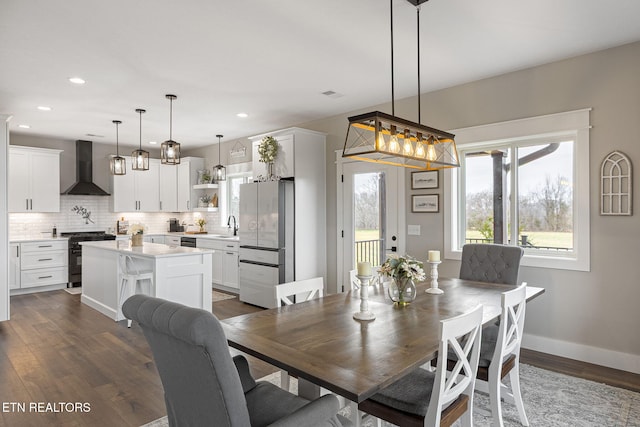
[388,278,417,306]
[267,162,274,179]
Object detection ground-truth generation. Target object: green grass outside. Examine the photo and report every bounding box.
[355,229,380,241]
[466,230,573,249]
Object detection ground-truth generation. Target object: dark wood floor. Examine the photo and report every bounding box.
[1,290,638,426]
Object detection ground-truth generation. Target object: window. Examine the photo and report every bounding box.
[225,172,252,227]
[444,109,591,271]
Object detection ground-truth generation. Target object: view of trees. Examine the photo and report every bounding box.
[467,174,573,240]
[354,174,380,230]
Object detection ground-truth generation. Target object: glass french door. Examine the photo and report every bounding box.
[341,161,401,289]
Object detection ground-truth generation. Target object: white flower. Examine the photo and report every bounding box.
[128,223,146,235]
[379,254,426,282]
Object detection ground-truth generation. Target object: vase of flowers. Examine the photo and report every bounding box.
[196,218,206,233]
[379,254,426,306]
[129,223,146,246]
[258,136,278,178]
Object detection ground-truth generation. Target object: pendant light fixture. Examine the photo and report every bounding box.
[161,94,181,165]
[212,134,226,182]
[342,0,459,170]
[132,108,149,171]
[110,120,126,175]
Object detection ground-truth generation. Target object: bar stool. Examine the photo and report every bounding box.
[119,255,153,327]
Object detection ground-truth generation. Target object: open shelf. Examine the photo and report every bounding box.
[193,183,219,189]
[193,207,219,212]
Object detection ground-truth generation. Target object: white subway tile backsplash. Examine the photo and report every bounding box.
[9,195,231,239]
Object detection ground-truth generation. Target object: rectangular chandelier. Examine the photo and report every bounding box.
[343,111,459,170]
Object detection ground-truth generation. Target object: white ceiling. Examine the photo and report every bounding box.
[2,0,640,149]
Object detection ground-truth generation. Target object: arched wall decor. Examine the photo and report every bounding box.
[601,151,632,215]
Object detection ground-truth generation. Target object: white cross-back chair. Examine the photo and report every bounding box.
[274,277,324,392]
[348,266,385,292]
[118,255,153,327]
[475,283,529,426]
[359,305,484,427]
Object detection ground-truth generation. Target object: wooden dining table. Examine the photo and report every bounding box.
[221,277,544,410]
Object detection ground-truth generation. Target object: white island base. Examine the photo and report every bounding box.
[81,241,213,322]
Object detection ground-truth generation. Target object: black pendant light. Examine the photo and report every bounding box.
[342,0,459,170]
[110,120,126,175]
[161,94,181,165]
[212,134,226,182]
[132,108,149,171]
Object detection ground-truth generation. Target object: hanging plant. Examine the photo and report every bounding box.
[258,136,278,163]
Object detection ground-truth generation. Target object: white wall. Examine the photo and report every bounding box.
[295,41,640,373]
[1,115,11,321]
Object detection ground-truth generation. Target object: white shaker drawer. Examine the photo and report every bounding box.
[21,250,67,269]
[21,267,67,288]
[21,240,67,253]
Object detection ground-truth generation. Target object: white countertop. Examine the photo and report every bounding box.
[81,240,214,258]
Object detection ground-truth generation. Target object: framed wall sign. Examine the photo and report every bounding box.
[411,170,438,189]
[412,194,439,213]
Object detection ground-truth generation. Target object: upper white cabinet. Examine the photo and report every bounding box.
[159,163,178,212]
[9,146,62,212]
[252,133,294,178]
[111,158,160,212]
[177,157,205,212]
[249,127,327,283]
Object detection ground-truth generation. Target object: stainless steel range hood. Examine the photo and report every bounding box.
[62,140,110,196]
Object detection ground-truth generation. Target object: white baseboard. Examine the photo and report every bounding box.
[10,283,66,296]
[523,333,640,375]
[80,295,118,321]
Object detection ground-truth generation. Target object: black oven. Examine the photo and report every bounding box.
[62,231,116,286]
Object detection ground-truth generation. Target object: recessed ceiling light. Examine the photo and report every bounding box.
[149,141,157,145]
[18,124,30,129]
[236,113,248,118]
[69,77,86,85]
[37,106,52,111]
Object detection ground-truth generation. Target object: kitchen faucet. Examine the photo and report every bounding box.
[227,215,238,236]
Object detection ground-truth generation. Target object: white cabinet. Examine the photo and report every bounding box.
[252,133,294,178]
[196,238,239,291]
[165,236,181,246]
[9,243,20,290]
[9,146,62,212]
[177,157,205,211]
[111,158,160,212]
[143,235,165,244]
[159,163,178,212]
[17,240,68,290]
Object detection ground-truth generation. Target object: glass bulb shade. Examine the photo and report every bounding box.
[110,155,127,175]
[342,111,459,170]
[426,140,437,161]
[402,130,413,156]
[212,164,226,182]
[161,140,181,165]
[132,149,149,170]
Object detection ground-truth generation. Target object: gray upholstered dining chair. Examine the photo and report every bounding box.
[358,305,484,427]
[123,294,349,427]
[459,243,524,285]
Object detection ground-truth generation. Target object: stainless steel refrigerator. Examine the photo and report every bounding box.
[238,180,294,308]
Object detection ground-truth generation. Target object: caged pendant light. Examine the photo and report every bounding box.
[161,94,181,165]
[132,108,149,171]
[110,120,126,175]
[212,134,226,182]
[342,0,459,171]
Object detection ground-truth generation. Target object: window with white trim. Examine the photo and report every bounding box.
[444,109,591,271]
[225,172,252,227]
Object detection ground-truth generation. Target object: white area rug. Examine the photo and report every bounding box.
[212,290,236,302]
[141,364,640,426]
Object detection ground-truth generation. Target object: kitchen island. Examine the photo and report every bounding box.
[80,240,213,322]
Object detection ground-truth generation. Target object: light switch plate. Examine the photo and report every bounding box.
[408,225,421,236]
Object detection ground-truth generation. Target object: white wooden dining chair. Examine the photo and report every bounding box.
[359,305,484,427]
[474,283,529,426]
[348,266,384,292]
[118,255,153,328]
[274,277,324,392]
